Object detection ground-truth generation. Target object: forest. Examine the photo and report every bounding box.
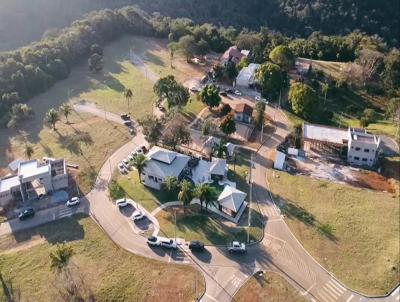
[0,0,398,51]
[0,6,399,128]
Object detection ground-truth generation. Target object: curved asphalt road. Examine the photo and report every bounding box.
[1,105,398,302]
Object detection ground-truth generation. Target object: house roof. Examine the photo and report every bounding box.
[18,160,50,180]
[209,158,227,176]
[148,147,177,164]
[8,159,23,173]
[303,123,348,145]
[236,63,260,85]
[218,185,247,212]
[0,176,20,193]
[144,147,190,179]
[235,103,253,116]
[226,143,235,157]
[274,151,286,170]
[221,46,246,64]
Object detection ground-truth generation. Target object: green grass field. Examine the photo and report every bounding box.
[0,214,204,301]
[234,272,307,302]
[156,204,263,245]
[267,170,399,295]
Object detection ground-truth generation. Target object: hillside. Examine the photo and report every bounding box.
[0,0,398,51]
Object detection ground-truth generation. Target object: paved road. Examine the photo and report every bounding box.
[1,105,398,302]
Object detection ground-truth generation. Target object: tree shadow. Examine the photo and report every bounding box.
[144,51,165,67]
[9,213,87,244]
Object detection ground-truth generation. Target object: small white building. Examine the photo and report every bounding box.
[274,151,286,170]
[141,147,190,190]
[347,128,380,167]
[0,158,68,206]
[234,103,253,124]
[217,185,247,218]
[236,63,260,87]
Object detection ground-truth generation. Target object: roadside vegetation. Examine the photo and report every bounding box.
[267,169,399,295]
[0,214,204,301]
[234,271,307,302]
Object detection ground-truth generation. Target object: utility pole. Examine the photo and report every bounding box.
[260,119,264,144]
[247,152,253,244]
[278,89,282,108]
[174,210,177,243]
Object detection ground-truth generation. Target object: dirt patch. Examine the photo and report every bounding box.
[0,234,45,253]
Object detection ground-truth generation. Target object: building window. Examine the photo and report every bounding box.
[362,158,367,162]
[355,147,361,151]
[354,157,360,160]
[149,176,154,181]
[364,149,370,153]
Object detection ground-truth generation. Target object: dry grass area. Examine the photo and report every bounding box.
[234,272,307,302]
[267,170,399,295]
[0,214,204,301]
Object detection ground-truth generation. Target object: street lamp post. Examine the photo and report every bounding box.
[247,152,253,244]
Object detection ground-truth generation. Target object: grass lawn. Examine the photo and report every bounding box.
[0,214,204,301]
[1,112,130,194]
[267,170,400,295]
[156,205,263,245]
[234,272,307,302]
[117,171,177,212]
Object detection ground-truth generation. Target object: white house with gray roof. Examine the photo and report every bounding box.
[141,147,190,190]
[217,185,247,218]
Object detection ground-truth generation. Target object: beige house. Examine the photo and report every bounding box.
[234,103,253,124]
[347,128,380,167]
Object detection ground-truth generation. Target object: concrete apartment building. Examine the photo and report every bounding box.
[0,158,68,206]
[347,128,381,166]
[303,123,380,167]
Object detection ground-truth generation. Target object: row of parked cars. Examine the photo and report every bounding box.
[115,198,146,222]
[118,145,147,174]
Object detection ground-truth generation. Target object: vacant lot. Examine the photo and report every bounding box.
[267,170,399,295]
[235,272,307,302]
[0,214,204,301]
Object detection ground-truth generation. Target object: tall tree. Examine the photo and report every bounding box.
[24,144,34,160]
[88,53,104,73]
[59,103,72,123]
[44,108,60,131]
[177,35,198,62]
[255,62,286,99]
[194,183,217,212]
[138,115,162,145]
[131,153,147,183]
[178,180,193,213]
[162,176,180,198]
[162,121,192,149]
[199,84,221,108]
[153,75,189,109]
[254,101,266,130]
[288,82,319,120]
[269,45,295,71]
[220,114,236,136]
[124,88,133,111]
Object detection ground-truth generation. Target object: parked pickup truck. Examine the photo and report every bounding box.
[228,241,246,254]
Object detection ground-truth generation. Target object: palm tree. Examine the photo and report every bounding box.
[178,180,193,213]
[204,186,218,212]
[50,243,75,272]
[60,104,72,123]
[44,108,60,131]
[162,176,179,198]
[131,154,147,183]
[194,183,216,212]
[124,89,133,112]
[24,144,34,160]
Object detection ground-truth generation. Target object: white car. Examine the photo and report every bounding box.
[255,95,269,104]
[123,158,130,166]
[118,163,128,174]
[160,239,178,249]
[66,197,80,207]
[128,154,135,161]
[147,236,161,246]
[135,147,143,154]
[116,198,129,208]
[234,90,242,96]
[132,210,145,221]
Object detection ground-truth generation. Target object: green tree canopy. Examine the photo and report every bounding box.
[199,84,221,108]
[131,154,147,183]
[153,75,190,109]
[178,179,193,212]
[138,115,163,145]
[220,113,236,136]
[288,82,319,120]
[269,45,295,70]
[255,62,286,99]
[88,53,104,73]
[44,108,60,130]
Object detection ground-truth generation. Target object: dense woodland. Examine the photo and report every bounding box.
[0,0,398,51]
[0,6,399,129]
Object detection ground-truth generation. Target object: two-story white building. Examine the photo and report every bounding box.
[0,158,68,206]
[347,128,381,167]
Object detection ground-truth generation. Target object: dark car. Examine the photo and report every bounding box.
[224,88,234,93]
[18,208,35,220]
[120,114,130,120]
[219,91,228,97]
[189,240,205,252]
[123,120,132,127]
